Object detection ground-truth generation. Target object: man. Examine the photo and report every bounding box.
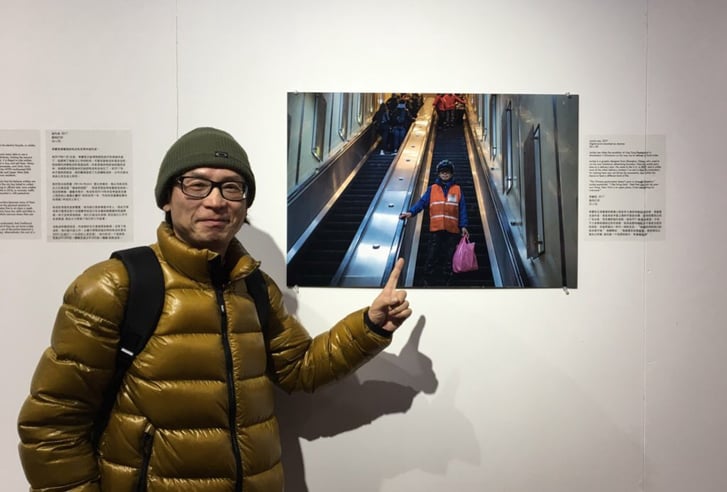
[442,94,466,127]
[399,159,469,285]
[18,127,412,491]
[390,100,414,154]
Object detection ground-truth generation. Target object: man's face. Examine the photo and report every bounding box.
[163,167,247,256]
[438,169,453,182]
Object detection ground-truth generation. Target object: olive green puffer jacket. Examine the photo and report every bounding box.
[18,223,392,491]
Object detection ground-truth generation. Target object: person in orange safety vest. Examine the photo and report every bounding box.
[399,159,469,286]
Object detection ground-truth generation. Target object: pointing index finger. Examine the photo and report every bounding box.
[385,258,405,291]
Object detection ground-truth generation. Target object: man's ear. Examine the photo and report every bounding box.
[162,188,173,212]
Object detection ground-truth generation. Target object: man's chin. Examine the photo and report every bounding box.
[187,230,229,248]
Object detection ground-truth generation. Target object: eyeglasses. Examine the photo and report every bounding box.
[176,176,248,201]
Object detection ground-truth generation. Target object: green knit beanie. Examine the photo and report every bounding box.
[154,127,256,208]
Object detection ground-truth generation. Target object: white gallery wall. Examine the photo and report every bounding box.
[1,1,726,491]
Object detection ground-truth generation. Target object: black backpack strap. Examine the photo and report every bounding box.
[111,246,165,363]
[245,268,269,330]
[92,246,164,448]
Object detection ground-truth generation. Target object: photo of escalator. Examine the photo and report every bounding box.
[287,92,579,289]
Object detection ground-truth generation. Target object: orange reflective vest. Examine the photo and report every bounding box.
[429,184,461,233]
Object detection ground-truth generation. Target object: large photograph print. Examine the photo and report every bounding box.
[286,92,578,289]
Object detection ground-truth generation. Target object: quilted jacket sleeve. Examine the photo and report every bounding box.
[261,273,392,393]
[17,260,128,491]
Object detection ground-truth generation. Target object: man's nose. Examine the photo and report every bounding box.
[203,186,227,206]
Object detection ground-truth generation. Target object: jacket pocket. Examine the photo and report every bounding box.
[136,423,155,492]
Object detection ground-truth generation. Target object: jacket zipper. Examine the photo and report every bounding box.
[215,285,244,492]
[136,423,155,492]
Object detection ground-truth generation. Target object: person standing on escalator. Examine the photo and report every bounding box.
[442,93,466,128]
[399,159,469,286]
[390,100,414,154]
[373,102,392,154]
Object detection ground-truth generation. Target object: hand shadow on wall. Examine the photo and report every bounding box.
[239,223,438,491]
[275,316,436,492]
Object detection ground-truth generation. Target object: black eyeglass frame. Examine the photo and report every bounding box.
[175,176,248,201]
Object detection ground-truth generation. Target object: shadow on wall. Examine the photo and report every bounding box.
[239,220,288,288]
[276,316,437,492]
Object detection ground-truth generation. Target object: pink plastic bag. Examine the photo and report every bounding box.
[452,236,478,273]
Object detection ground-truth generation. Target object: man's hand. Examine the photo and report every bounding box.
[368,258,412,332]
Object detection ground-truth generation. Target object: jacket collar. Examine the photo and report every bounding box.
[156,222,259,284]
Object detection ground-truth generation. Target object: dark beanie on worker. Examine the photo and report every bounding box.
[154,127,256,208]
